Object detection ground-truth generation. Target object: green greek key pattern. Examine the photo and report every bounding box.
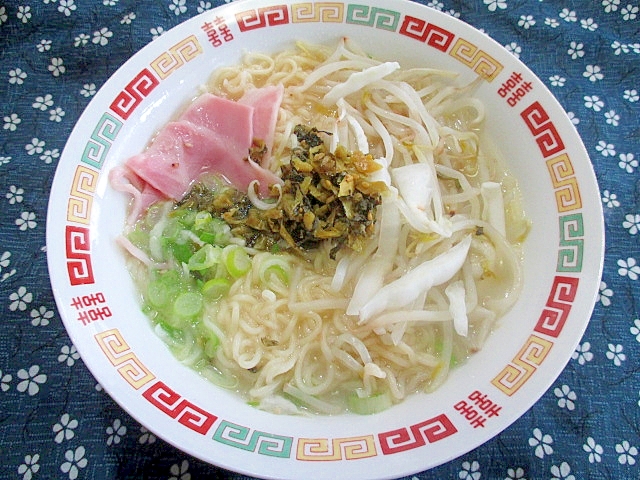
[213,420,293,457]
[557,213,584,272]
[81,113,122,170]
[346,4,401,31]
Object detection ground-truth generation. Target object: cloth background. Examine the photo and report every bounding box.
[1,0,638,478]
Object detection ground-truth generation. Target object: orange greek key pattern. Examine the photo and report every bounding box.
[296,435,377,461]
[449,38,503,81]
[291,2,344,22]
[546,153,583,212]
[150,35,203,79]
[66,165,99,224]
[94,329,155,389]
[491,335,554,396]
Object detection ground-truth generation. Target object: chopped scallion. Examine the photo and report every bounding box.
[222,245,251,278]
[164,239,194,264]
[201,277,231,299]
[188,244,222,271]
[347,390,392,415]
[204,335,220,357]
[173,291,204,319]
[259,257,290,287]
[146,270,182,309]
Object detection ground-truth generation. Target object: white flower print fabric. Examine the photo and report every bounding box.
[0,1,638,479]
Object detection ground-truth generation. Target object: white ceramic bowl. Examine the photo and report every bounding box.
[47,1,604,478]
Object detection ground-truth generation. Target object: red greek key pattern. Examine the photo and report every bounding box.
[296,436,377,461]
[65,225,95,285]
[491,335,554,396]
[236,5,290,31]
[291,2,344,22]
[150,35,203,79]
[109,68,160,120]
[94,329,155,389]
[378,414,457,454]
[521,101,565,158]
[534,276,579,338]
[142,380,217,435]
[67,165,99,225]
[546,153,583,211]
[399,16,455,52]
[449,38,503,81]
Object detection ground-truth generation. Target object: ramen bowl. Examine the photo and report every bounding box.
[46,0,604,478]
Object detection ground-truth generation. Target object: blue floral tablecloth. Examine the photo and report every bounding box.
[1,0,638,479]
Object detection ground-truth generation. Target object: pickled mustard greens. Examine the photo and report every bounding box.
[180,125,385,258]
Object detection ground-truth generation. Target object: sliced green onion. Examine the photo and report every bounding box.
[191,209,231,245]
[194,211,212,229]
[141,303,156,318]
[162,218,182,240]
[450,353,459,367]
[204,335,220,357]
[222,245,251,278]
[197,231,217,245]
[347,390,392,415]
[173,291,204,319]
[127,226,149,249]
[155,319,184,342]
[164,239,194,264]
[270,243,282,254]
[188,244,222,271]
[149,216,168,261]
[173,208,197,227]
[144,203,165,229]
[196,214,231,245]
[154,322,198,363]
[197,364,238,389]
[201,277,231,299]
[433,337,457,365]
[259,257,290,287]
[147,280,172,309]
[146,270,182,309]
